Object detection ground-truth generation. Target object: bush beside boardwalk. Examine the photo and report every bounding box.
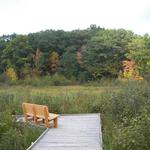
[0,80,150,150]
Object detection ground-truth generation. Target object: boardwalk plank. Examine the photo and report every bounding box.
[30,114,102,150]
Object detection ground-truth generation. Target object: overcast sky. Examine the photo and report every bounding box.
[0,0,150,36]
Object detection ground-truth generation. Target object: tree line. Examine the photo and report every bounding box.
[0,25,150,82]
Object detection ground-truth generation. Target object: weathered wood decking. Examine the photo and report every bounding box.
[28,114,102,150]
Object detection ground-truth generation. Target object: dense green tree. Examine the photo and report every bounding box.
[1,35,33,76]
[126,36,150,78]
[81,29,133,78]
[28,28,97,76]
[0,39,7,73]
[0,26,149,80]
[58,47,80,79]
[28,30,68,55]
[127,36,146,51]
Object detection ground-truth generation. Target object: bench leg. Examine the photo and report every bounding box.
[24,114,28,122]
[34,116,37,124]
[45,119,50,128]
[54,118,58,128]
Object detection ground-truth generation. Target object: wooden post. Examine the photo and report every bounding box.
[44,107,50,128]
[33,105,37,123]
[54,118,58,128]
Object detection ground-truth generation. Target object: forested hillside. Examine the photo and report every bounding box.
[1,25,150,82]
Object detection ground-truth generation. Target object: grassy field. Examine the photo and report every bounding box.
[0,85,114,115]
[0,81,150,150]
[0,85,118,95]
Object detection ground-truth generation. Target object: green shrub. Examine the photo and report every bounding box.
[49,73,72,86]
[0,73,10,84]
[12,74,72,86]
[99,81,150,149]
[84,78,123,87]
[0,111,44,150]
[116,113,150,150]
[0,123,44,150]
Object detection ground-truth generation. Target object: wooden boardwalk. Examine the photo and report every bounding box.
[28,114,102,150]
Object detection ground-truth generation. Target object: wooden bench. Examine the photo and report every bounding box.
[22,103,59,128]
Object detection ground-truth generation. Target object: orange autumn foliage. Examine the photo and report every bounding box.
[120,60,143,80]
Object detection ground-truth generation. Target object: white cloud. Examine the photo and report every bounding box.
[0,0,150,35]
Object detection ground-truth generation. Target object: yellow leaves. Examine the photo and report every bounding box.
[123,70,133,78]
[120,60,143,81]
[5,68,18,81]
[49,52,59,72]
[49,52,59,64]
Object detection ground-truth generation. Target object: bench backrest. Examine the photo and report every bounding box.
[22,102,35,116]
[34,104,49,119]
